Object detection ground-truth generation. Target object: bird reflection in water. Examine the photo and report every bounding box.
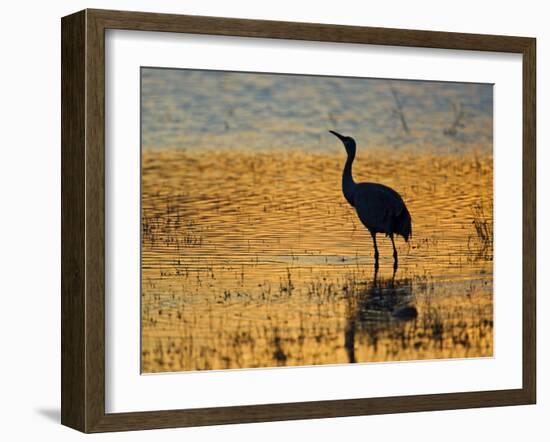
[345,268,417,364]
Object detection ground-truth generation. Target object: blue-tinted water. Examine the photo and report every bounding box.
[141,68,492,153]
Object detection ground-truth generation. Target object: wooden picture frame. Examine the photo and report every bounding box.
[61,8,536,433]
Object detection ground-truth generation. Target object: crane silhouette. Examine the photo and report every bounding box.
[329,130,412,270]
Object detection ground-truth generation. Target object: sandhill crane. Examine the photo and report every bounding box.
[329,130,412,269]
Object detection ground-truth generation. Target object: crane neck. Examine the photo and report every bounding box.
[342,152,357,206]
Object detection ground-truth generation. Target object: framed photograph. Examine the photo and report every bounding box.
[61,9,536,433]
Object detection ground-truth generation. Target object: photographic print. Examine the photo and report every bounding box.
[140,68,494,373]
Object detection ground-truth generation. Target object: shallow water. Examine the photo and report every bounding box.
[141,148,493,373]
[140,69,493,373]
[141,68,493,154]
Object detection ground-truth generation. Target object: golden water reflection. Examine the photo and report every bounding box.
[141,148,493,373]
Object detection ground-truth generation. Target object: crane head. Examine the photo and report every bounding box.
[329,130,356,157]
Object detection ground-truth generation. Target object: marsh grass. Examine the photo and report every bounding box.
[471,200,494,253]
[141,267,493,372]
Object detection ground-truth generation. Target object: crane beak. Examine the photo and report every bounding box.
[329,130,346,142]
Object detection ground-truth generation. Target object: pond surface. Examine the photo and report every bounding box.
[140,68,493,373]
[141,148,493,373]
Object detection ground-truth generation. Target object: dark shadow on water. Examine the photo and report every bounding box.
[345,268,417,363]
[35,408,60,423]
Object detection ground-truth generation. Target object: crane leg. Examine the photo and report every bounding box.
[390,234,398,270]
[370,231,379,269]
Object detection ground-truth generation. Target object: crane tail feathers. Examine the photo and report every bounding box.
[395,205,412,242]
